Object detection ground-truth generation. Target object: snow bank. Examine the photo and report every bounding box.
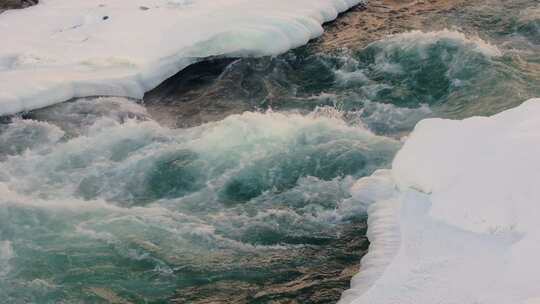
[0,0,362,115]
[340,98,540,304]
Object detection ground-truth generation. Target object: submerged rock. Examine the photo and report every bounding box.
[0,0,37,13]
[313,0,473,51]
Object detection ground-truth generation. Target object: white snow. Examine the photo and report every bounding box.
[340,98,540,304]
[0,0,362,115]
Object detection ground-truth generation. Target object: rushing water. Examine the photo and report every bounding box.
[1,1,539,303]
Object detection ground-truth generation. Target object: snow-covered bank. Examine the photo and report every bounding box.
[0,0,362,116]
[340,98,540,304]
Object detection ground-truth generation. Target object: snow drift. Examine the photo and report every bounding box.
[340,98,540,304]
[0,0,362,115]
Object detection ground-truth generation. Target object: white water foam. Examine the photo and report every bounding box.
[0,0,362,115]
[0,241,14,278]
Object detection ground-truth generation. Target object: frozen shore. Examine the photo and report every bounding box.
[0,0,362,116]
[340,98,540,304]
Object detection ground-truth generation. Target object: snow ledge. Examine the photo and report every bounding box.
[0,0,363,116]
[340,98,540,304]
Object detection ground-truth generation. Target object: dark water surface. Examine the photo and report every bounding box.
[1,1,539,303]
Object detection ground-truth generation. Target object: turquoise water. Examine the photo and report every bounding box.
[1,1,539,303]
[0,99,398,303]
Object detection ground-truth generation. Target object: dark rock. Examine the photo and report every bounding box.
[0,0,38,12]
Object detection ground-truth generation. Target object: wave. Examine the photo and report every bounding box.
[159,29,533,128]
[0,97,399,302]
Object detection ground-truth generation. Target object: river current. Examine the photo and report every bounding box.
[1,0,539,303]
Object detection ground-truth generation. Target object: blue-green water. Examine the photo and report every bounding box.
[1,1,539,303]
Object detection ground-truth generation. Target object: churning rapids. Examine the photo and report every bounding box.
[1,0,539,303]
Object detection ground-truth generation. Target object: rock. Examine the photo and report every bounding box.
[0,0,38,13]
[312,0,474,52]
